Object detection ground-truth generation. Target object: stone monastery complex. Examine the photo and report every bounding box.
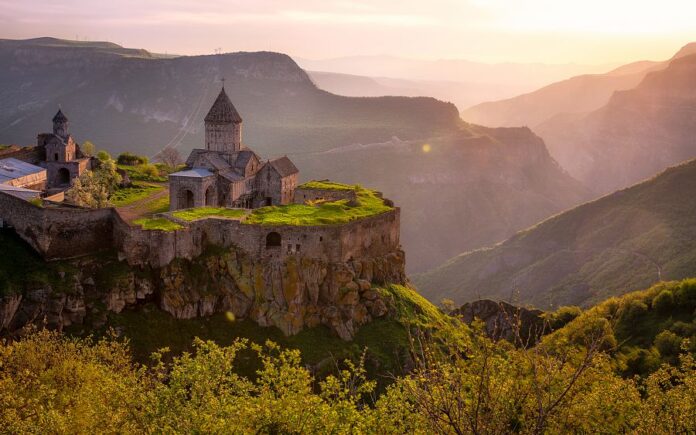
[0,86,405,340]
[169,87,298,210]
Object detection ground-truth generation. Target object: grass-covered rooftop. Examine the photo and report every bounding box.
[133,217,183,231]
[131,181,393,231]
[244,182,391,226]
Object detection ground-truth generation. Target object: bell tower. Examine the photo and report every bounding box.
[204,85,242,153]
[52,109,69,139]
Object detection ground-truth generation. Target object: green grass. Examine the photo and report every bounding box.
[171,207,247,222]
[244,186,391,226]
[133,217,182,231]
[299,180,357,191]
[111,183,164,207]
[143,196,170,214]
[65,302,412,390]
[379,284,449,328]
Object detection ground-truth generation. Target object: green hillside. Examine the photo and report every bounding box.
[415,158,696,309]
[545,278,696,377]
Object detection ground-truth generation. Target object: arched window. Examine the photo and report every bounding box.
[266,232,281,248]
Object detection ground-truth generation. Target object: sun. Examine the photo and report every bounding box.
[422,143,432,153]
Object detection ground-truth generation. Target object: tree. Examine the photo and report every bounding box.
[66,158,122,208]
[96,150,112,162]
[81,140,96,156]
[154,145,183,169]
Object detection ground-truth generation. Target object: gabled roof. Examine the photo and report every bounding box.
[202,152,232,171]
[52,109,68,123]
[0,158,46,184]
[219,170,244,182]
[233,150,259,172]
[268,156,299,178]
[204,87,242,124]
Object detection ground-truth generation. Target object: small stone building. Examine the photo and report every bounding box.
[169,87,299,210]
[0,157,47,190]
[37,110,92,188]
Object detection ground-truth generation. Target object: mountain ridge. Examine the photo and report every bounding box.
[414,157,696,309]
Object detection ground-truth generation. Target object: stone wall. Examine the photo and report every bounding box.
[0,190,115,259]
[0,189,400,271]
[116,208,400,269]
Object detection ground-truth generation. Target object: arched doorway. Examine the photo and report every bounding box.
[57,168,70,186]
[266,232,281,248]
[205,186,215,206]
[178,188,195,209]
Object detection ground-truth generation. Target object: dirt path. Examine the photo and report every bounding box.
[116,185,169,223]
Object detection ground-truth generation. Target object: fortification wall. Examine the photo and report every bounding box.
[0,191,114,258]
[0,189,401,273]
[116,208,400,269]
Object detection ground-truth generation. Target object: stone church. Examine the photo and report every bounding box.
[38,109,93,189]
[169,87,299,210]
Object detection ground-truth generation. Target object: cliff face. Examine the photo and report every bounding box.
[0,243,406,341]
[302,126,592,272]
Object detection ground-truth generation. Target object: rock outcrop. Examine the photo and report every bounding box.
[0,244,406,341]
[452,299,546,345]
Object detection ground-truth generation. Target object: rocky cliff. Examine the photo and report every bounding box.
[0,238,406,341]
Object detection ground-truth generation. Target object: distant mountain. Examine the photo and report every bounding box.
[0,38,459,158]
[461,66,656,128]
[301,126,590,272]
[295,55,613,93]
[0,37,591,273]
[537,51,696,194]
[461,43,696,130]
[308,71,525,112]
[414,159,696,309]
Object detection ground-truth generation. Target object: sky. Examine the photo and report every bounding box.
[1,0,695,64]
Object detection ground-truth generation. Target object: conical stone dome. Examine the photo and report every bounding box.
[204,87,242,124]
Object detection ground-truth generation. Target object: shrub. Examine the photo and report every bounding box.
[654,330,682,358]
[652,290,674,312]
[96,150,112,162]
[546,305,582,329]
[140,164,160,178]
[622,299,648,322]
[624,347,661,376]
[117,152,149,166]
[670,321,696,337]
[674,280,696,307]
[567,317,617,351]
